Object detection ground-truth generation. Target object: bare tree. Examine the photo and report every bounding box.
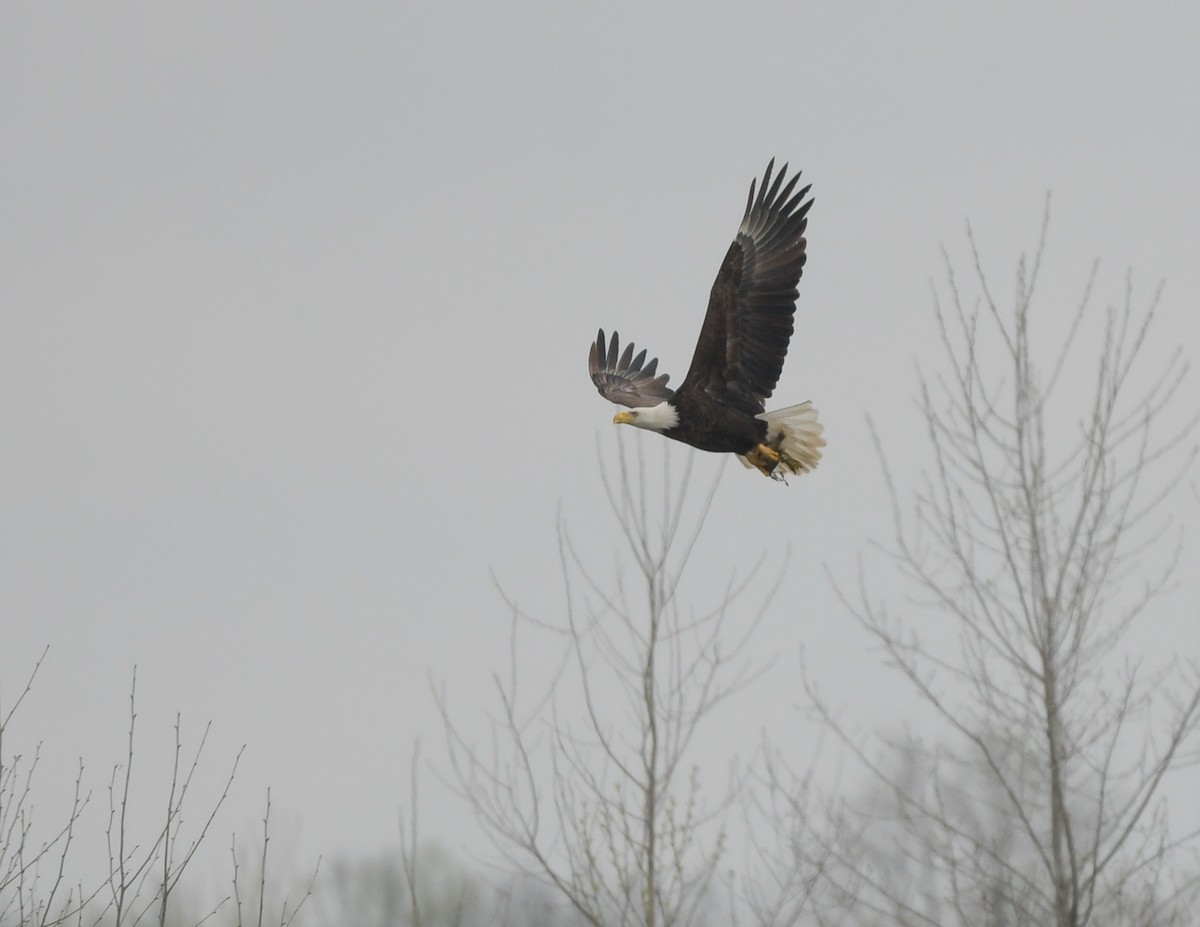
[1,652,312,927]
[808,211,1200,926]
[229,788,319,927]
[439,435,799,927]
[0,648,95,927]
[100,666,248,927]
[736,740,836,927]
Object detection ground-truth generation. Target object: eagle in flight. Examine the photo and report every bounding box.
[589,160,824,480]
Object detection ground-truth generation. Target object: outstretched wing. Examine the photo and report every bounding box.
[680,160,813,415]
[588,329,675,408]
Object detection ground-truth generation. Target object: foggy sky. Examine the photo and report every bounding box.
[3,1,1199,887]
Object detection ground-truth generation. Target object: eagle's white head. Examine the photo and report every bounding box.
[612,401,679,432]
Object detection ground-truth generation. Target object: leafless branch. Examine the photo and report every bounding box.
[439,434,799,926]
[811,212,1200,926]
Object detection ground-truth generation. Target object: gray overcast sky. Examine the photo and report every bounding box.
[3,0,1199,884]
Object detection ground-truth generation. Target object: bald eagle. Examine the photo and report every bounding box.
[589,160,824,480]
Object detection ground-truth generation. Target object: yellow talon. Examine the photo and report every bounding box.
[745,443,781,477]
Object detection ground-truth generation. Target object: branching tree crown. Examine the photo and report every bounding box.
[440,436,810,927]
[816,212,1200,927]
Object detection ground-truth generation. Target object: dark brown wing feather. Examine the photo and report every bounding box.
[588,329,675,408]
[679,160,813,415]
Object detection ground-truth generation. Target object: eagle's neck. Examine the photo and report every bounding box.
[636,401,680,432]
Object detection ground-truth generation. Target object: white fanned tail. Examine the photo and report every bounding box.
[738,401,826,477]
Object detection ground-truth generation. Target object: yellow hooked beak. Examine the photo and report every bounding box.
[613,411,636,425]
